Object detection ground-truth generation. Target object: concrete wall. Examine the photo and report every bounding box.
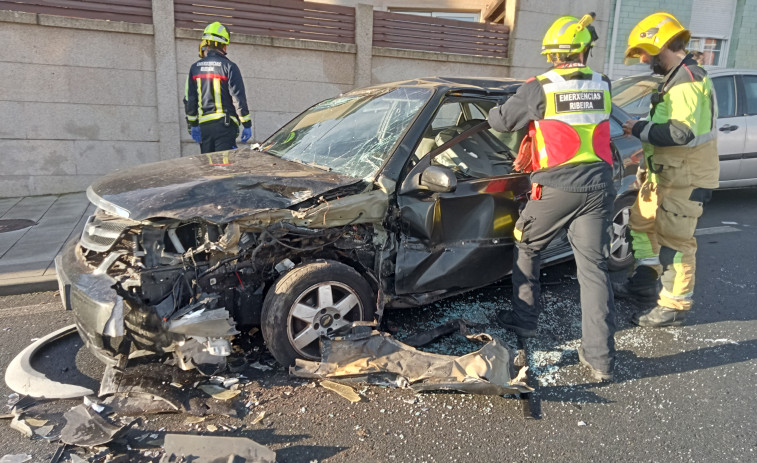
[0,11,160,197]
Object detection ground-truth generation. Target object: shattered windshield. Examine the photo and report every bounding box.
[262,87,433,179]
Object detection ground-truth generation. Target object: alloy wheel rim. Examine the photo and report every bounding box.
[286,281,364,359]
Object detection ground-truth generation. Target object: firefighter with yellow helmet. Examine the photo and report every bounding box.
[615,13,719,327]
[184,22,253,153]
[488,13,616,382]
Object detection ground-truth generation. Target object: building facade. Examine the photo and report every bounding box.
[605,0,757,80]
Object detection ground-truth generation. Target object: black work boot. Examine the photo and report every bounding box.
[613,266,659,305]
[577,346,613,382]
[632,305,686,327]
[494,311,537,338]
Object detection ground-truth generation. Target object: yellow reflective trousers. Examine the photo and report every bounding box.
[628,139,719,310]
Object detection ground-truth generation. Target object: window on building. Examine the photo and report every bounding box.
[689,37,727,67]
[389,10,479,22]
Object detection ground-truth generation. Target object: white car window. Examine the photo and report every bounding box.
[713,76,737,117]
[742,75,757,115]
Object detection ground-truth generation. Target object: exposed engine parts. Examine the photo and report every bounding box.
[76,209,380,372]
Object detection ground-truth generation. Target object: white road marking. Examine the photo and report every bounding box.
[694,226,741,236]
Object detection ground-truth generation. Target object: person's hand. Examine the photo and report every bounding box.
[622,119,637,136]
[241,127,252,144]
[190,126,201,143]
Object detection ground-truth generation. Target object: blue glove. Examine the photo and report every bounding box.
[190,126,201,143]
[241,127,252,144]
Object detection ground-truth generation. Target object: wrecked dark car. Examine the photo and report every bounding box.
[56,77,642,371]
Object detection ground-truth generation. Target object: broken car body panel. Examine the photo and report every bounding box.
[56,77,642,369]
[87,150,364,223]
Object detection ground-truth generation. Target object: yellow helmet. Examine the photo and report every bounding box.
[202,21,230,45]
[541,13,596,61]
[624,13,690,64]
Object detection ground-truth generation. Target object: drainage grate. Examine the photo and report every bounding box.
[0,219,37,233]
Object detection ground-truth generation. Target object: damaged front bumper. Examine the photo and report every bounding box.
[56,238,125,365]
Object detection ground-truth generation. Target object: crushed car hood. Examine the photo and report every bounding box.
[87,149,362,222]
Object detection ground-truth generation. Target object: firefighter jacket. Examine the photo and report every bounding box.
[184,50,252,129]
[630,55,719,189]
[488,64,614,193]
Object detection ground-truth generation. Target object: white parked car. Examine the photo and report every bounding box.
[612,68,757,188]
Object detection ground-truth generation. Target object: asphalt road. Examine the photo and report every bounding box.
[0,188,755,462]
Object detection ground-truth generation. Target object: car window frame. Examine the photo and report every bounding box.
[713,74,740,119]
[738,73,757,117]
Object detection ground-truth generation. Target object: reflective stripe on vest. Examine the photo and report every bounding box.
[533,68,612,170]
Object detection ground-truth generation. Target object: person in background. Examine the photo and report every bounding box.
[185,22,252,153]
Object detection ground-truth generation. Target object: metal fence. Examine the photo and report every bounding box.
[0,0,153,24]
[373,11,509,58]
[174,0,355,44]
[0,1,509,58]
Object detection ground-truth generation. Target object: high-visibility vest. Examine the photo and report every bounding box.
[531,67,613,171]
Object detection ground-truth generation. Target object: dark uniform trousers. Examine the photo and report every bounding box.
[512,185,617,372]
[200,120,239,154]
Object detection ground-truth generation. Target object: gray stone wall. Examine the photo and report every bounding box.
[0,12,160,196]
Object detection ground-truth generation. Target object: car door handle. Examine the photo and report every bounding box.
[719,124,739,132]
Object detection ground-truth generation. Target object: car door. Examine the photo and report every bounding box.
[739,74,757,185]
[394,97,531,296]
[712,74,745,182]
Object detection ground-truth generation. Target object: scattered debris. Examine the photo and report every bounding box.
[578,421,587,426]
[83,397,105,414]
[402,318,479,347]
[183,416,206,425]
[198,384,241,401]
[206,424,218,432]
[33,424,54,438]
[187,397,240,418]
[22,416,47,427]
[292,330,532,396]
[251,411,265,425]
[60,404,127,447]
[49,445,66,463]
[0,455,31,463]
[4,325,95,399]
[160,434,276,463]
[250,362,273,371]
[320,381,362,403]
[9,414,33,438]
[99,364,182,413]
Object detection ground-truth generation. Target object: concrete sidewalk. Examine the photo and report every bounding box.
[0,193,94,295]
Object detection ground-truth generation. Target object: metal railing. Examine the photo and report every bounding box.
[174,0,355,44]
[0,0,153,24]
[373,11,509,58]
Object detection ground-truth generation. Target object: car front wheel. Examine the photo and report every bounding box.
[608,194,636,272]
[261,260,376,366]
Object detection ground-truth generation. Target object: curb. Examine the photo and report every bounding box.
[0,274,59,296]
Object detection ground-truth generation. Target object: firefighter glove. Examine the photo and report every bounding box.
[241,127,252,143]
[190,126,201,143]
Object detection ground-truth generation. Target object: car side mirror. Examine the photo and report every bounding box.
[420,166,457,193]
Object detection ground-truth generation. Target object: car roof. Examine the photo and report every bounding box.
[369,76,525,95]
[616,67,757,82]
